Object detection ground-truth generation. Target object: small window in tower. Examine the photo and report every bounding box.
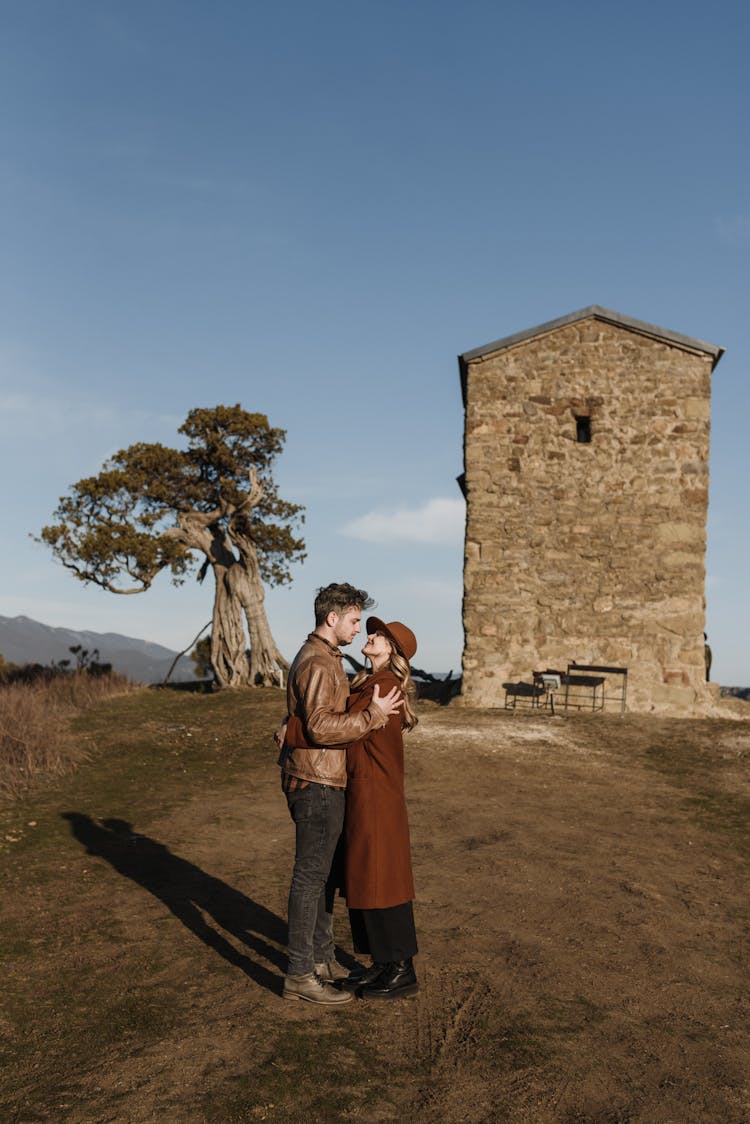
[575,416,592,444]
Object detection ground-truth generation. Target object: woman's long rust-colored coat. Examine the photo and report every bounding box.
[344,668,415,910]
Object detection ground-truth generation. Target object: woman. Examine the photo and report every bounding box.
[343,615,419,999]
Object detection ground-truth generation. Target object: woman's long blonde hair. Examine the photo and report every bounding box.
[352,642,418,730]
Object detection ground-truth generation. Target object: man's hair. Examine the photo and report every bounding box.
[314,583,374,626]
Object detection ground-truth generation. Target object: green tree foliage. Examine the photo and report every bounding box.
[40,405,305,687]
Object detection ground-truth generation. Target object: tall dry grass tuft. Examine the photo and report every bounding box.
[0,672,135,801]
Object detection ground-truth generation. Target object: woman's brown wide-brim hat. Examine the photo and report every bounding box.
[366,616,417,662]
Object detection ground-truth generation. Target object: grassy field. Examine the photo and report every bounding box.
[1,687,749,1122]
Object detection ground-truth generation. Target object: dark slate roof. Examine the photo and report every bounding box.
[458,305,725,405]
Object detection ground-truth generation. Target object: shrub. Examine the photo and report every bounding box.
[0,671,134,801]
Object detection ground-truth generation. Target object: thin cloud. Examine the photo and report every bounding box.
[340,497,465,545]
[0,391,35,412]
[716,215,750,245]
[396,577,463,603]
[0,388,118,439]
[0,371,180,444]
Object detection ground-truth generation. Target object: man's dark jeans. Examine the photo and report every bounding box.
[285,782,345,976]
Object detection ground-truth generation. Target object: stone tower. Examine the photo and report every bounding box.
[458,306,724,716]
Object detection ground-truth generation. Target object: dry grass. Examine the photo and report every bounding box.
[0,672,135,800]
[1,692,749,1122]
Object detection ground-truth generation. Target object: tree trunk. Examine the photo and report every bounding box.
[225,487,289,687]
[207,559,286,688]
[168,514,252,689]
[228,547,288,687]
[210,564,250,688]
[171,488,289,689]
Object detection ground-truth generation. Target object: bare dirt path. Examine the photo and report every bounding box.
[1,689,749,1122]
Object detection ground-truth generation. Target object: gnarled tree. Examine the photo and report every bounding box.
[39,405,305,687]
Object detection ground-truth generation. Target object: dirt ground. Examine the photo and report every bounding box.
[1,689,749,1123]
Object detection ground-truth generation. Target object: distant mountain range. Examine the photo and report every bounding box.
[0,615,195,684]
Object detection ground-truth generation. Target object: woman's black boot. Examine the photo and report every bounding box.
[341,962,386,989]
[360,959,418,1000]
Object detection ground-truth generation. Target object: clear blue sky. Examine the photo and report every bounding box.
[1,0,748,683]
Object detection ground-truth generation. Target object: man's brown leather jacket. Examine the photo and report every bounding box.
[280,633,387,788]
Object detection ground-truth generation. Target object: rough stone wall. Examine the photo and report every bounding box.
[461,316,714,716]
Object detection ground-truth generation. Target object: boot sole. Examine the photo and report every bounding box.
[282,990,353,1005]
[361,983,419,1000]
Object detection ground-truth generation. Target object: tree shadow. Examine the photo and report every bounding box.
[61,812,288,994]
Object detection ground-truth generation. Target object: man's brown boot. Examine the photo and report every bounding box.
[314,958,350,982]
[283,972,353,1005]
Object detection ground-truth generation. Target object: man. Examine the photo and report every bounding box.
[278,582,403,1006]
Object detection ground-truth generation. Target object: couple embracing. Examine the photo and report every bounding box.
[276,582,419,1006]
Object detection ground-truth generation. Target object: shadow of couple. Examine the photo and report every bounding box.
[61,812,299,995]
